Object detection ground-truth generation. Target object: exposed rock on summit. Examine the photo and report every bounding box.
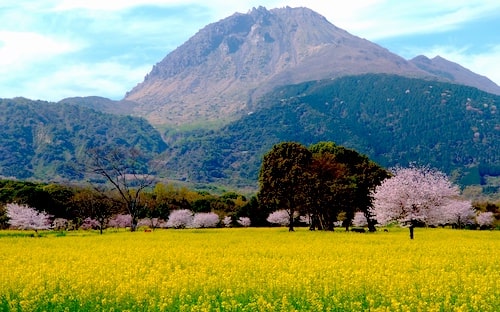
[125,6,500,127]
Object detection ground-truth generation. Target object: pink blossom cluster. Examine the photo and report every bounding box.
[370,165,475,228]
[6,203,52,231]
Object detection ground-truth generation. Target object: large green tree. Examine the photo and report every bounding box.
[258,141,388,232]
[258,142,313,231]
[309,142,389,231]
[307,151,353,230]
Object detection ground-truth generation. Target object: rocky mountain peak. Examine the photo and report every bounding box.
[124,6,498,127]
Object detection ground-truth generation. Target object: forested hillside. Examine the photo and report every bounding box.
[1,74,498,195]
[0,98,167,180]
[163,74,499,190]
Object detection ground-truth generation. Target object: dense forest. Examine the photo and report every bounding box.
[0,98,166,180]
[163,74,499,192]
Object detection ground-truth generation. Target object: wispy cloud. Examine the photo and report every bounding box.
[276,0,500,39]
[3,61,150,101]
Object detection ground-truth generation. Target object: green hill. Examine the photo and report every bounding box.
[1,74,498,196]
[161,74,499,190]
[0,98,167,181]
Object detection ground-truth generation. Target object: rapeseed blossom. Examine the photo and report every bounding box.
[0,228,498,311]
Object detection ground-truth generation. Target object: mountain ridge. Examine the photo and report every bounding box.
[123,6,500,128]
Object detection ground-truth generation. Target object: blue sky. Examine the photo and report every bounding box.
[1,0,499,101]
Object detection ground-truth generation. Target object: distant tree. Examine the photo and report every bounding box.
[80,217,100,230]
[267,210,296,226]
[0,205,9,229]
[442,199,475,229]
[476,211,495,229]
[71,188,116,234]
[87,147,155,231]
[52,218,69,231]
[370,165,460,239]
[166,209,193,229]
[259,142,313,231]
[237,217,251,227]
[222,216,232,227]
[191,212,219,228]
[108,214,133,229]
[352,212,368,227]
[237,196,269,227]
[138,217,166,230]
[6,203,52,234]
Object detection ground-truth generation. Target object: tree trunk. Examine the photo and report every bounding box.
[288,210,295,232]
[409,225,414,239]
[131,217,138,232]
[326,220,334,231]
[367,218,377,232]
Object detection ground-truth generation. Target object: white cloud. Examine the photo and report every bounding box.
[1,0,499,100]
[24,62,151,101]
[0,31,80,70]
[0,60,150,101]
[271,0,500,40]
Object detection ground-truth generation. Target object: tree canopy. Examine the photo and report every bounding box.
[370,165,465,238]
[258,141,388,231]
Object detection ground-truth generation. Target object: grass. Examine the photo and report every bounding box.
[0,227,498,311]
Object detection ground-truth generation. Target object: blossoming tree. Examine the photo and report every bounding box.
[237,217,251,227]
[166,209,193,229]
[267,210,297,226]
[476,211,495,229]
[6,203,52,234]
[369,165,460,239]
[191,212,219,228]
[442,199,475,229]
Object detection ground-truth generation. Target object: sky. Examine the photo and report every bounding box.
[1,0,499,102]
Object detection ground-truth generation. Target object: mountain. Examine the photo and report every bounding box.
[124,6,500,128]
[160,74,499,191]
[0,98,167,181]
[410,55,500,95]
[1,6,499,197]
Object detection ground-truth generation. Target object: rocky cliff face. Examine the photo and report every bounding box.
[125,6,499,127]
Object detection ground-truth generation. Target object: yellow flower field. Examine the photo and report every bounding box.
[0,228,498,311]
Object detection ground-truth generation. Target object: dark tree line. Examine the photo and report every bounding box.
[258,141,390,231]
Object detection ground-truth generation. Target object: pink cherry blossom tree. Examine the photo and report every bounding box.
[80,217,100,230]
[370,165,460,239]
[442,199,476,229]
[108,214,132,229]
[191,212,219,228]
[52,218,69,231]
[6,203,52,234]
[352,211,368,227]
[222,216,232,227]
[138,217,166,230]
[166,209,193,229]
[267,210,294,226]
[476,211,494,229]
[237,217,251,227]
